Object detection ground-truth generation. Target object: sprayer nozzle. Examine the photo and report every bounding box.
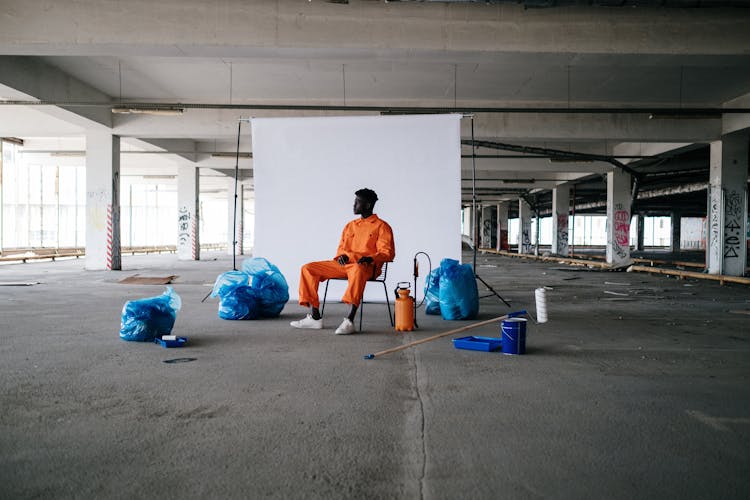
[364,354,375,360]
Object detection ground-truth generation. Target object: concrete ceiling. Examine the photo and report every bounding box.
[1,0,749,209]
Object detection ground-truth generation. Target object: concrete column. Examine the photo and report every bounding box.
[670,211,682,254]
[85,131,121,271]
[707,131,749,276]
[635,213,645,251]
[496,203,509,251]
[472,204,479,249]
[177,165,200,261]
[466,204,478,248]
[551,186,570,256]
[227,180,244,256]
[518,199,532,254]
[606,169,632,267]
[462,205,472,239]
[481,205,496,249]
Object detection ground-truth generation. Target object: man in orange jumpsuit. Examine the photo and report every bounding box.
[291,188,395,334]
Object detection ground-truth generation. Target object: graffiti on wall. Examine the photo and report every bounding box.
[723,189,743,259]
[521,221,532,254]
[612,204,630,260]
[708,186,722,268]
[482,218,492,248]
[178,206,191,246]
[556,214,569,255]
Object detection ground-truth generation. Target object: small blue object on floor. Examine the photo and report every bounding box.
[452,336,502,352]
[154,336,187,348]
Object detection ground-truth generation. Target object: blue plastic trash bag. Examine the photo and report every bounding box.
[218,285,259,320]
[438,258,479,320]
[211,270,250,298]
[241,257,289,318]
[211,270,255,320]
[120,286,182,341]
[424,268,441,315]
[210,258,289,320]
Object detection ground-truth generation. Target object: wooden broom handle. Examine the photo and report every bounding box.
[364,310,525,359]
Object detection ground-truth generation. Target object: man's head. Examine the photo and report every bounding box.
[354,188,378,216]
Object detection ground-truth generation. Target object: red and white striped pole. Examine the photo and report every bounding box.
[106,204,114,270]
[191,216,198,260]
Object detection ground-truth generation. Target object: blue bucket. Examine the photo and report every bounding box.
[501,318,527,355]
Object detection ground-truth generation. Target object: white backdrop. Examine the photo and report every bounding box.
[251,114,461,306]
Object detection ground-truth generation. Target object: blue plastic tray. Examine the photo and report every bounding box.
[154,336,187,348]
[452,336,502,352]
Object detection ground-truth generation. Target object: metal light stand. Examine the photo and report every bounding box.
[231,119,244,271]
[468,115,511,308]
[201,117,246,303]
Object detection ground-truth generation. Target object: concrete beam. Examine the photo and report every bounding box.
[463,180,563,190]
[468,113,722,142]
[0,56,112,128]
[463,157,613,174]
[465,171,599,182]
[139,138,198,163]
[1,1,748,56]
[723,92,750,135]
[611,142,697,161]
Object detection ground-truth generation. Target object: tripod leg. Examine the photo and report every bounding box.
[476,273,511,308]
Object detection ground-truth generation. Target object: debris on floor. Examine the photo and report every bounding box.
[119,275,178,285]
[163,357,197,364]
[0,281,41,286]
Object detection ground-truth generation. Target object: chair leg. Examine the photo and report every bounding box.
[382,282,394,326]
[321,280,329,316]
[359,301,364,332]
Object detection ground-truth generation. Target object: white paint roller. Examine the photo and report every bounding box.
[535,287,548,323]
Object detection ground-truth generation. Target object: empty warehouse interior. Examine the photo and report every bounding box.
[1,1,749,499]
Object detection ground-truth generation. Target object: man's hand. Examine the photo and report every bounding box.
[357,256,374,265]
[337,255,350,265]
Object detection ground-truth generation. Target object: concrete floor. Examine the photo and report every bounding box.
[1,250,749,499]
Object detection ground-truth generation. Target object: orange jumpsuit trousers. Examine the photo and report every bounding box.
[298,260,376,309]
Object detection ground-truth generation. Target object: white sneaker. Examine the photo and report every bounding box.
[334,318,356,335]
[290,314,323,330]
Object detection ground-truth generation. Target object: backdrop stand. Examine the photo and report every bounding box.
[202,116,244,303]
[468,115,511,308]
[231,119,244,270]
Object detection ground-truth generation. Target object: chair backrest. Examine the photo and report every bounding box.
[371,261,389,281]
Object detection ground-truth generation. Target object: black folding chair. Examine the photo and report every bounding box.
[321,262,394,331]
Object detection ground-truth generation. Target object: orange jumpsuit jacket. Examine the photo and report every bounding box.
[336,214,395,274]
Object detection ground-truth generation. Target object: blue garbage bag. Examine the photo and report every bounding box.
[241,257,289,318]
[120,286,182,341]
[438,258,479,320]
[211,270,250,298]
[211,270,254,320]
[210,258,289,320]
[424,268,441,315]
[218,285,259,320]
